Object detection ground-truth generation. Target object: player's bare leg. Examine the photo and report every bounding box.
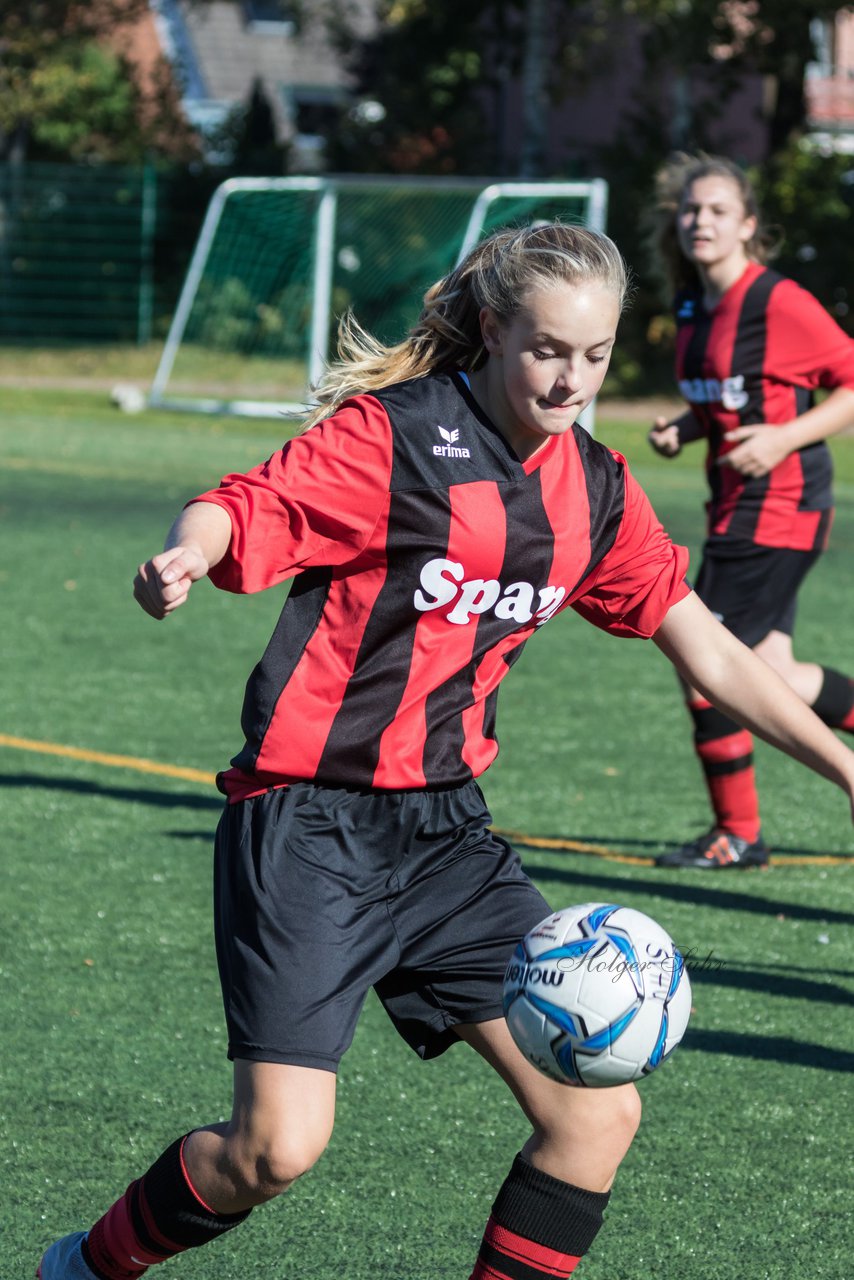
[752,630,823,703]
[38,1062,336,1278]
[660,629,854,870]
[458,1017,640,1189]
[184,1060,336,1211]
[459,1016,640,1279]
[753,629,854,735]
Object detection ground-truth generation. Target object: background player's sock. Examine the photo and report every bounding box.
[82,1135,250,1278]
[469,1154,610,1279]
[811,667,854,733]
[687,698,760,842]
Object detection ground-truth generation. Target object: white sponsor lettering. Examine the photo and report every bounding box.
[678,374,749,410]
[434,424,471,459]
[535,584,567,623]
[414,557,464,612]
[447,577,502,625]
[494,581,536,622]
[721,375,749,411]
[433,443,472,458]
[414,557,566,627]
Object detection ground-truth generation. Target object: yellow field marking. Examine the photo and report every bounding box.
[496,828,652,865]
[497,826,853,867]
[0,734,216,786]
[0,734,851,864]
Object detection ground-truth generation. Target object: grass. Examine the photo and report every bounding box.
[2,386,853,1279]
[0,344,308,398]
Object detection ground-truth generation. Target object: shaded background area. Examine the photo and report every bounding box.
[1,2,853,396]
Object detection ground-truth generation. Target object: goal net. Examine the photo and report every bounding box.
[149,176,608,422]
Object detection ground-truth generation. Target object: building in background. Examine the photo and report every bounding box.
[130,2,853,174]
[150,0,374,168]
[806,11,854,153]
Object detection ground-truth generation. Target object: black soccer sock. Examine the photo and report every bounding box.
[469,1153,610,1278]
[811,667,854,733]
[83,1135,251,1278]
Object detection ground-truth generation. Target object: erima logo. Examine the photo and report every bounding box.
[678,374,749,410]
[676,298,696,320]
[414,557,567,626]
[434,424,471,458]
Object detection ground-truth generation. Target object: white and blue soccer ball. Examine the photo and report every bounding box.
[503,903,692,1087]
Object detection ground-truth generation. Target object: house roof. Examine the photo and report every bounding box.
[174,0,374,138]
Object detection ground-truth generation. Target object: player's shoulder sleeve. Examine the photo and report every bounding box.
[194,394,394,593]
[767,277,854,390]
[570,451,691,638]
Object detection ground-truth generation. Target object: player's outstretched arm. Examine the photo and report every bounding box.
[133,501,233,620]
[654,592,854,819]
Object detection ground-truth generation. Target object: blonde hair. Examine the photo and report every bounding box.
[302,222,629,429]
[647,151,780,299]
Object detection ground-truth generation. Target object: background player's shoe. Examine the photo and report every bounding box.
[655,827,769,869]
[37,1232,97,1279]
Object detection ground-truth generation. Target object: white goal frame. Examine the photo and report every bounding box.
[149,175,609,424]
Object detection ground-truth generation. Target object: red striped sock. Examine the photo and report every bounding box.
[83,1136,249,1279]
[471,1214,583,1278]
[469,1155,610,1280]
[688,698,760,843]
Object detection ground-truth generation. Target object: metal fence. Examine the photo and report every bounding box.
[0,162,159,344]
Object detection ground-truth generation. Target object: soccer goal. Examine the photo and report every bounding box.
[149,175,609,421]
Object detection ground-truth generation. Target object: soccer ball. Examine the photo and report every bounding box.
[503,903,691,1087]
[110,382,147,414]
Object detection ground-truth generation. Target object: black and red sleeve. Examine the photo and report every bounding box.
[191,396,394,594]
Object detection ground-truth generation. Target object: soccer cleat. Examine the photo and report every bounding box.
[655,827,769,869]
[37,1232,98,1280]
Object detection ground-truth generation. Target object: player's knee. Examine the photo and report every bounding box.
[538,1082,641,1154]
[586,1084,641,1150]
[230,1128,332,1201]
[253,1138,324,1196]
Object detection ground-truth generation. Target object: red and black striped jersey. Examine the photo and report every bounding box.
[674,261,854,551]
[196,373,689,800]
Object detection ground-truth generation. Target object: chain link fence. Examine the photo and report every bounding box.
[0,162,169,345]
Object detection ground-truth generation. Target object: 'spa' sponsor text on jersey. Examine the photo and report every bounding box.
[414,556,567,626]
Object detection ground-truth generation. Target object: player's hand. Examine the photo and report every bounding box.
[648,416,682,457]
[133,546,210,619]
[720,425,791,477]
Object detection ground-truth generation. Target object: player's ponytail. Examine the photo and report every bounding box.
[301,222,629,430]
[647,151,780,300]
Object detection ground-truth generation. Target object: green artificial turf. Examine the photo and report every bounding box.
[1,388,852,1279]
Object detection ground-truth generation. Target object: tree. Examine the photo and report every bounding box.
[331,0,850,179]
[0,0,198,162]
[628,0,849,152]
[327,0,620,176]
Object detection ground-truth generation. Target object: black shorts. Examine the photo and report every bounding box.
[213,781,550,1071]
[694,540,821,648]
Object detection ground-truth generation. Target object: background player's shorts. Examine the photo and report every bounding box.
[213,781,550,1071]
[694,539,822,648]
